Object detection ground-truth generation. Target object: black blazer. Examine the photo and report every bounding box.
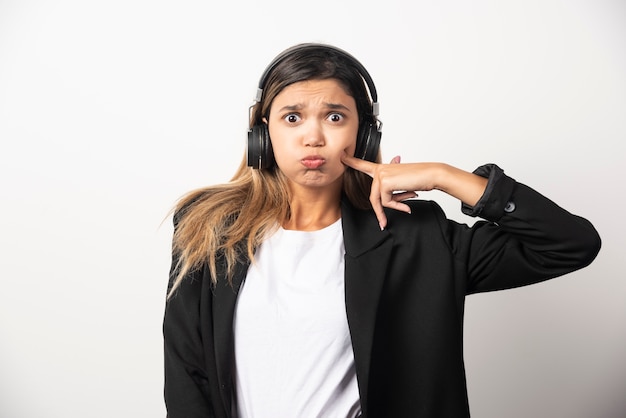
[163,165,600,417]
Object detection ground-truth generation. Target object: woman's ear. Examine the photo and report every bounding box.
[262,117,268,124]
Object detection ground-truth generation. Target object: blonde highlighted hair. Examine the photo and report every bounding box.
[167,44,380,297]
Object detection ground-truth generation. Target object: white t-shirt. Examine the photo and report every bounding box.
[233,218,361,418]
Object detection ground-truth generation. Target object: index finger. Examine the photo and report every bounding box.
[341,152,377,177]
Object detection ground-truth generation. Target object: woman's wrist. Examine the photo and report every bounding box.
[434,163,488,207]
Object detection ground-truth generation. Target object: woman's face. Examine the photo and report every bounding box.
[266,78,359,192]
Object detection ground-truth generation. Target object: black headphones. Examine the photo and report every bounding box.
[247,43,382,169]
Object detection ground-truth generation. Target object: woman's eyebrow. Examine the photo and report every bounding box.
[277,104,303,112]
[323,102,353,112]
[276,102,354,113]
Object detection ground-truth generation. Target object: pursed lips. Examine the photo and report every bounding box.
[301,155,326,169]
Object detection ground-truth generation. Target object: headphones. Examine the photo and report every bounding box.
[247,43,382,169]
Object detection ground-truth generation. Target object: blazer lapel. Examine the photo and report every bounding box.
[341,199,393,414]
[212,258,249,416]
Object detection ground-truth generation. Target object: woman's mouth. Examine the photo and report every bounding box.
[301,156,325,169]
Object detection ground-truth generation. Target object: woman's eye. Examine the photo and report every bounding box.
[328,113,344,122]
[284,114,301,123]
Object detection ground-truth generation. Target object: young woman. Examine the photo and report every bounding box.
[163,43,601,418]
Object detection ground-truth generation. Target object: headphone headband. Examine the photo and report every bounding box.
[254,43,379,116]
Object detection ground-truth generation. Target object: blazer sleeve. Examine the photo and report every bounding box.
[456,164,601,294]
[163,216,215,418]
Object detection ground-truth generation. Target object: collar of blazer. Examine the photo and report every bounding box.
[340,197,391,256]
[211,197,394,415]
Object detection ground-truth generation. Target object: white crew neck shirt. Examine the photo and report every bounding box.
[233,218,361,418]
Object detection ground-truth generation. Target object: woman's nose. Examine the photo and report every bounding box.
[303,121,325,147]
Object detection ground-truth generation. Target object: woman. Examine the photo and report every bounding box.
[163,43,601,418]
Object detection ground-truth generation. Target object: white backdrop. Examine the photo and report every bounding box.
[0,0,624,417]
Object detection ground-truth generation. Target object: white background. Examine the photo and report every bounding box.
[0,0,624,417]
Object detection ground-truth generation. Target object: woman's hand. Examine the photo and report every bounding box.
[342,153,488,230]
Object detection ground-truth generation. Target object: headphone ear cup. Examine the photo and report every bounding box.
[355,122,382,162]
[247,124,275,169]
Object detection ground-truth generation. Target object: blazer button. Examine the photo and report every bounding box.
[504,201,516,213]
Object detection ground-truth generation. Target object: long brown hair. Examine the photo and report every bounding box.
[168,44,380,297]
